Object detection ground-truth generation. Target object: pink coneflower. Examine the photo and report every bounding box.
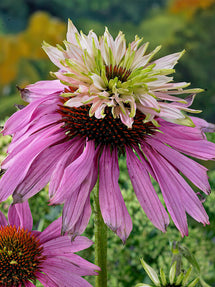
[0,21,215,242]
[0,201,99,286]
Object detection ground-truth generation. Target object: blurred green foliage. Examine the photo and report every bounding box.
[0,0,165,33]
[0,126,215,286]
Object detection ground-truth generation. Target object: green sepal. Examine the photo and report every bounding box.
[182,267,192,286]
[175,272,184,285]
[140,259,160,287]
[169,261,177,285]
[160,268,167,286]
[187,278,199,287]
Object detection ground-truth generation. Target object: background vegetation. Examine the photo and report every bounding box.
[0,0,215,286]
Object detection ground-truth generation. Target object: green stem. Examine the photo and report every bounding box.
[94,177,107,287]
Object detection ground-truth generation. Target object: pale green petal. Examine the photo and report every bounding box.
[140,259,160,287]
[182,267,192,286]
[175,272,184,285]
[160,268,167,286]
[169,261,176,284]
[187,278,199,287]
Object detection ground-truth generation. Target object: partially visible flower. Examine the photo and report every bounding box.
[135,259,199,287]
[43,20,203,128]
[0,21,215,242]
[0,201,99,287]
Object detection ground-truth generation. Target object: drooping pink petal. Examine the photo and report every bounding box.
[115,197,133,243]
[146,137,210,194]
[26,80,65,100]
[142,144,188,236]
[49,138,85,200]
[63,195,91,238]
[142,144,209,236]
[62,166,97,237]
[2,123,62,169]
[0,211,7,226]
[157,118,205,140]
[0,128,65,202]
[2,94,59,136]
[126,147,169,232]
[8,201,33,230]
[50,140,97,203]
[155,131,215,160]
[7,113,61,154]
[99,146,132,241]
[191,116,215,133]
[12,141,72,203]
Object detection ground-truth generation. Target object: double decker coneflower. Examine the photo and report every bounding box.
[0,20,215,242]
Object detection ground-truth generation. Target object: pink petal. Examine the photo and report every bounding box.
[62,166,97,237]
[42,236,93,255]
[36,272,59,287]
[38,217,62,244]
[41,263,93,287]
[26,80,65,98]
[119,109,134,128]
[142,144,188,236]
[49,138,85,200]
[59,253,100,274]
[0,211,7,226]
[2,94,58,136]
[63,195,91,239]
[0,126,65,202]
[7,113,61,154]
[191,116,215,133]
[42,237,75,256]
[12,141,71,203]
[155,131,215,160]
[142,144,209,236]
[8,202,33,230]
[2,123,62,169]
[154,92,188,103]
[157,118,204,140]
[43,257,98,277]
[50,140,97,203]
[99,146,132,242]
[146,138,210,194]
[62,176,93,239]
[126,147,169,232]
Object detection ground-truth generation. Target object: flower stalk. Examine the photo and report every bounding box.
[93,176,108,287]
